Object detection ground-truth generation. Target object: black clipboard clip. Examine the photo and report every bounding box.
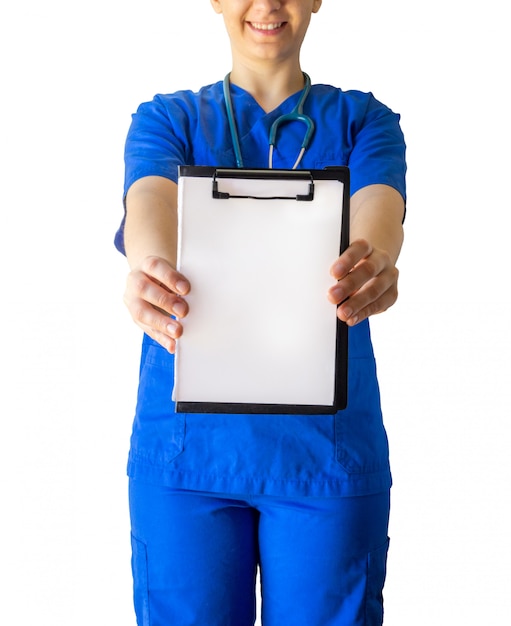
[212,168,315,201]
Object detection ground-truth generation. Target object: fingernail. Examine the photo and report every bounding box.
[167,320,179,336]
[331,286,343,302]
[173,301,186,317]
[176,280,189,295]
[343,306,353,319]
[331,261,345,278]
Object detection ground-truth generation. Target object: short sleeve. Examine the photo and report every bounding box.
[114,94,195,254]
[348,94,407,207]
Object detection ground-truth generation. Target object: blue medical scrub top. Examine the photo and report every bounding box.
[116,81,407,498]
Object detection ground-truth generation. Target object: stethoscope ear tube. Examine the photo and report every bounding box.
[223,74,245,168]
[223,72,315,170]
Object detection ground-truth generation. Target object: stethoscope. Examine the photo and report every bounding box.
[222,72,315,170]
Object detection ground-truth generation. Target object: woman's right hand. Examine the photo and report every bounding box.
[124,255,190,353]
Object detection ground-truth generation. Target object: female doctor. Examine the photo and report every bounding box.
[117,1,406,624]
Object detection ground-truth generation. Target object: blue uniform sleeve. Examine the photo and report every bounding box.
[347,93,407,210]
[114,94,195,254]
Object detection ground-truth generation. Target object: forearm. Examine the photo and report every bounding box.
[123,176,189,352]
[124,176,179,270]
[329,184,405,325]
[350,184,405,264]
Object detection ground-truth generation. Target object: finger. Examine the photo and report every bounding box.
[127,270,189,318]
[337,269,399,325]
[124,294,185,338]
[339,287,398,326]
[330,239,372,280]
[141,327,178,354]
[140,256,190,295]
[328,251,387,305]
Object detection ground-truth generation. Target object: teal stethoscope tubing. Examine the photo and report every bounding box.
[222,72,315,169]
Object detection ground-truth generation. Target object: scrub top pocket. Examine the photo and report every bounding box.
[335,357,390,475]
[128,336,185,467]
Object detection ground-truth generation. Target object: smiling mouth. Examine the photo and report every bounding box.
[249,22,285,32]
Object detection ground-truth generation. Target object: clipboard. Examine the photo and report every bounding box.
[174,166,350,414]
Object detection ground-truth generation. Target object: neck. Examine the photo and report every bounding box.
[229,62,306,113]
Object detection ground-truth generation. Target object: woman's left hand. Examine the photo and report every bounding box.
[327,238,399,326]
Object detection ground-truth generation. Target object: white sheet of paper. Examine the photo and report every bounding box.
[174,173,345,407]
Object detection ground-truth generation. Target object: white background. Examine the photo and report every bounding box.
[1,1,509,623]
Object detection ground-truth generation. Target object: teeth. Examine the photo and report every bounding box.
[251,22,283,31]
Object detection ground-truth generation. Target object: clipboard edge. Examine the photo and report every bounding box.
[175,165,351,415]
[175,401,346,415]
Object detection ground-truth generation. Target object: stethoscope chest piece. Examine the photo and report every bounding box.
[223,72,314,170]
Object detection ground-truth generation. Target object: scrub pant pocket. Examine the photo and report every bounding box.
[129,480,259,626]
[131,534,151,626]
[365,538,390,625]
[257,493,390,626]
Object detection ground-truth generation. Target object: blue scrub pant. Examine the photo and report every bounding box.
[129,479,390,626]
